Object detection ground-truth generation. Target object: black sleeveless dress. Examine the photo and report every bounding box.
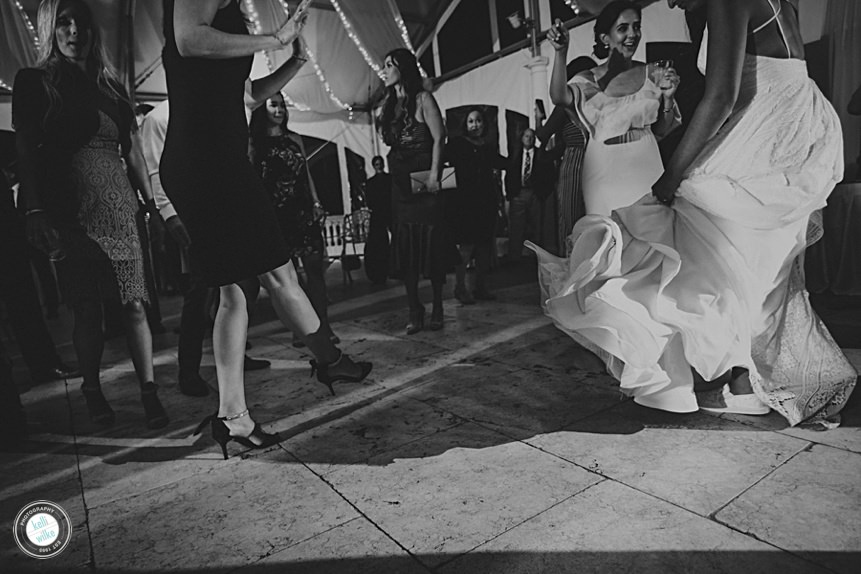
[160,0,290,286]
[387,121,456,279]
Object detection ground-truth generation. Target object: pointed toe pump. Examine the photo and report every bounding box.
[193,409,280,460]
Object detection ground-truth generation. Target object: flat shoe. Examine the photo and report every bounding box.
[700,388,770,416]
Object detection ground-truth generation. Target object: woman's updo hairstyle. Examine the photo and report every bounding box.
[593,0,641,59]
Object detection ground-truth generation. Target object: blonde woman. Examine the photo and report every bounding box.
[14,0,167,429]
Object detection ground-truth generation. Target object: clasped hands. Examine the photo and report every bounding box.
[275,4,309,50]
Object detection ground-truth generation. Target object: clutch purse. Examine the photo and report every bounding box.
[409,167,457,194]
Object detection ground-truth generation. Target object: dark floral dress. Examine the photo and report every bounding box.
[254,132,323,258]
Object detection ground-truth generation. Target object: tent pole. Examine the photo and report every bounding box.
[126,0,136,106]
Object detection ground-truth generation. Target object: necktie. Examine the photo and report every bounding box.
[523,150,531,186]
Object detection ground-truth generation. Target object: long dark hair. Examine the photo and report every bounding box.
[36,0,127,127]
[567,55,597,80]
[593,1,641,59]
[376,48,424,146]
[249,94,289,144]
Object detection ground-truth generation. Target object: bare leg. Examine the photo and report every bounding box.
[301,250,334,337]
[213,284,254,436]
[259,260,321,337]
[123,300,154,387]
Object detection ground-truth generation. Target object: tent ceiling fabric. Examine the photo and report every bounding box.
[12,0,452,113]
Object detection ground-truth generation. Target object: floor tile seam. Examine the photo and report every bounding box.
[294,459,437,573]
[222,516,368,574]
[306,418,475,479]
[265,378,471,447]
[78,441,292,513]
[706,439,814,521]
[773,427,861,456]
[503,440,798,534]
[706,513,845,573]
[430,478,611,570]
[63,379,98,571]
[259,319,552,443]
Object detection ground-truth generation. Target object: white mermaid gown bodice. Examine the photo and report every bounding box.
[569,68,671,217]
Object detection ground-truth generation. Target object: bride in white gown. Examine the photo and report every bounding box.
[532,0,856,426]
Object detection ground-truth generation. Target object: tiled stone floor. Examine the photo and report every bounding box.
[1,262,860,573]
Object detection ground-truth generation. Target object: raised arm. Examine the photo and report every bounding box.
[653,0,748,203]
[173,0,304,59]
[246,38,308,111]
[547,19,574,108]
[421,91,447,193]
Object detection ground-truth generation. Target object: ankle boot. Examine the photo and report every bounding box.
[141,382,169,429]
[302,327,341,364]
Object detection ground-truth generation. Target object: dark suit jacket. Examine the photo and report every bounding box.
[504,146,558,201]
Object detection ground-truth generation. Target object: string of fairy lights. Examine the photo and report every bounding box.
[242,0,310,111]
[394,11,428,78]
[329,0,385,81]
[564,0,584,15]
[274,0,352,112]
[15,0,39,49]
[2,0,40,92]
[2,0,422,111]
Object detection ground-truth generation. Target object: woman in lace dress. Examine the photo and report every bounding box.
[13,0,168,429]
[531,0,855,425]
[249,92,338,346]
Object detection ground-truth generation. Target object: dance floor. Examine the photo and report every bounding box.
[2,260,860,573]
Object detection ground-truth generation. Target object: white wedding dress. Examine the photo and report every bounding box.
[527,5,856,426]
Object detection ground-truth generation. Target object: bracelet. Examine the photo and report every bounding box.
[313,201,323,208]
[294,56,307,62]
[220,409,249,421]
[662,107,675,114]
[25,208,46,216]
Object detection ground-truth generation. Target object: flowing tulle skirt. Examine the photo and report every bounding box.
[528,57,856,426]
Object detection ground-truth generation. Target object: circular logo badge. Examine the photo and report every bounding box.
[13,501,72,559]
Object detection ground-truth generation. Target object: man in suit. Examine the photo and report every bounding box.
[504,128,558,262]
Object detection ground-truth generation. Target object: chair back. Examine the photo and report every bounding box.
[322,215,344,259]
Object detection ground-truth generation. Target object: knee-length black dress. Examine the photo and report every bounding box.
[160,0,290,286]
[388,121,456,279]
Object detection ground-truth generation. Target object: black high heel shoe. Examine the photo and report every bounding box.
[406,306,425,335]
[193,409,281,460]
[141,382,169,429]
[82,385,115,426]
[428,307,444,331]
[309,352,373,396]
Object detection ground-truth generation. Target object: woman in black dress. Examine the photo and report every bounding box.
[14,0,168,429]
[249,92,338,346]
[161,0,370,458]
[377,49,449,334]
[447,108,507,302]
